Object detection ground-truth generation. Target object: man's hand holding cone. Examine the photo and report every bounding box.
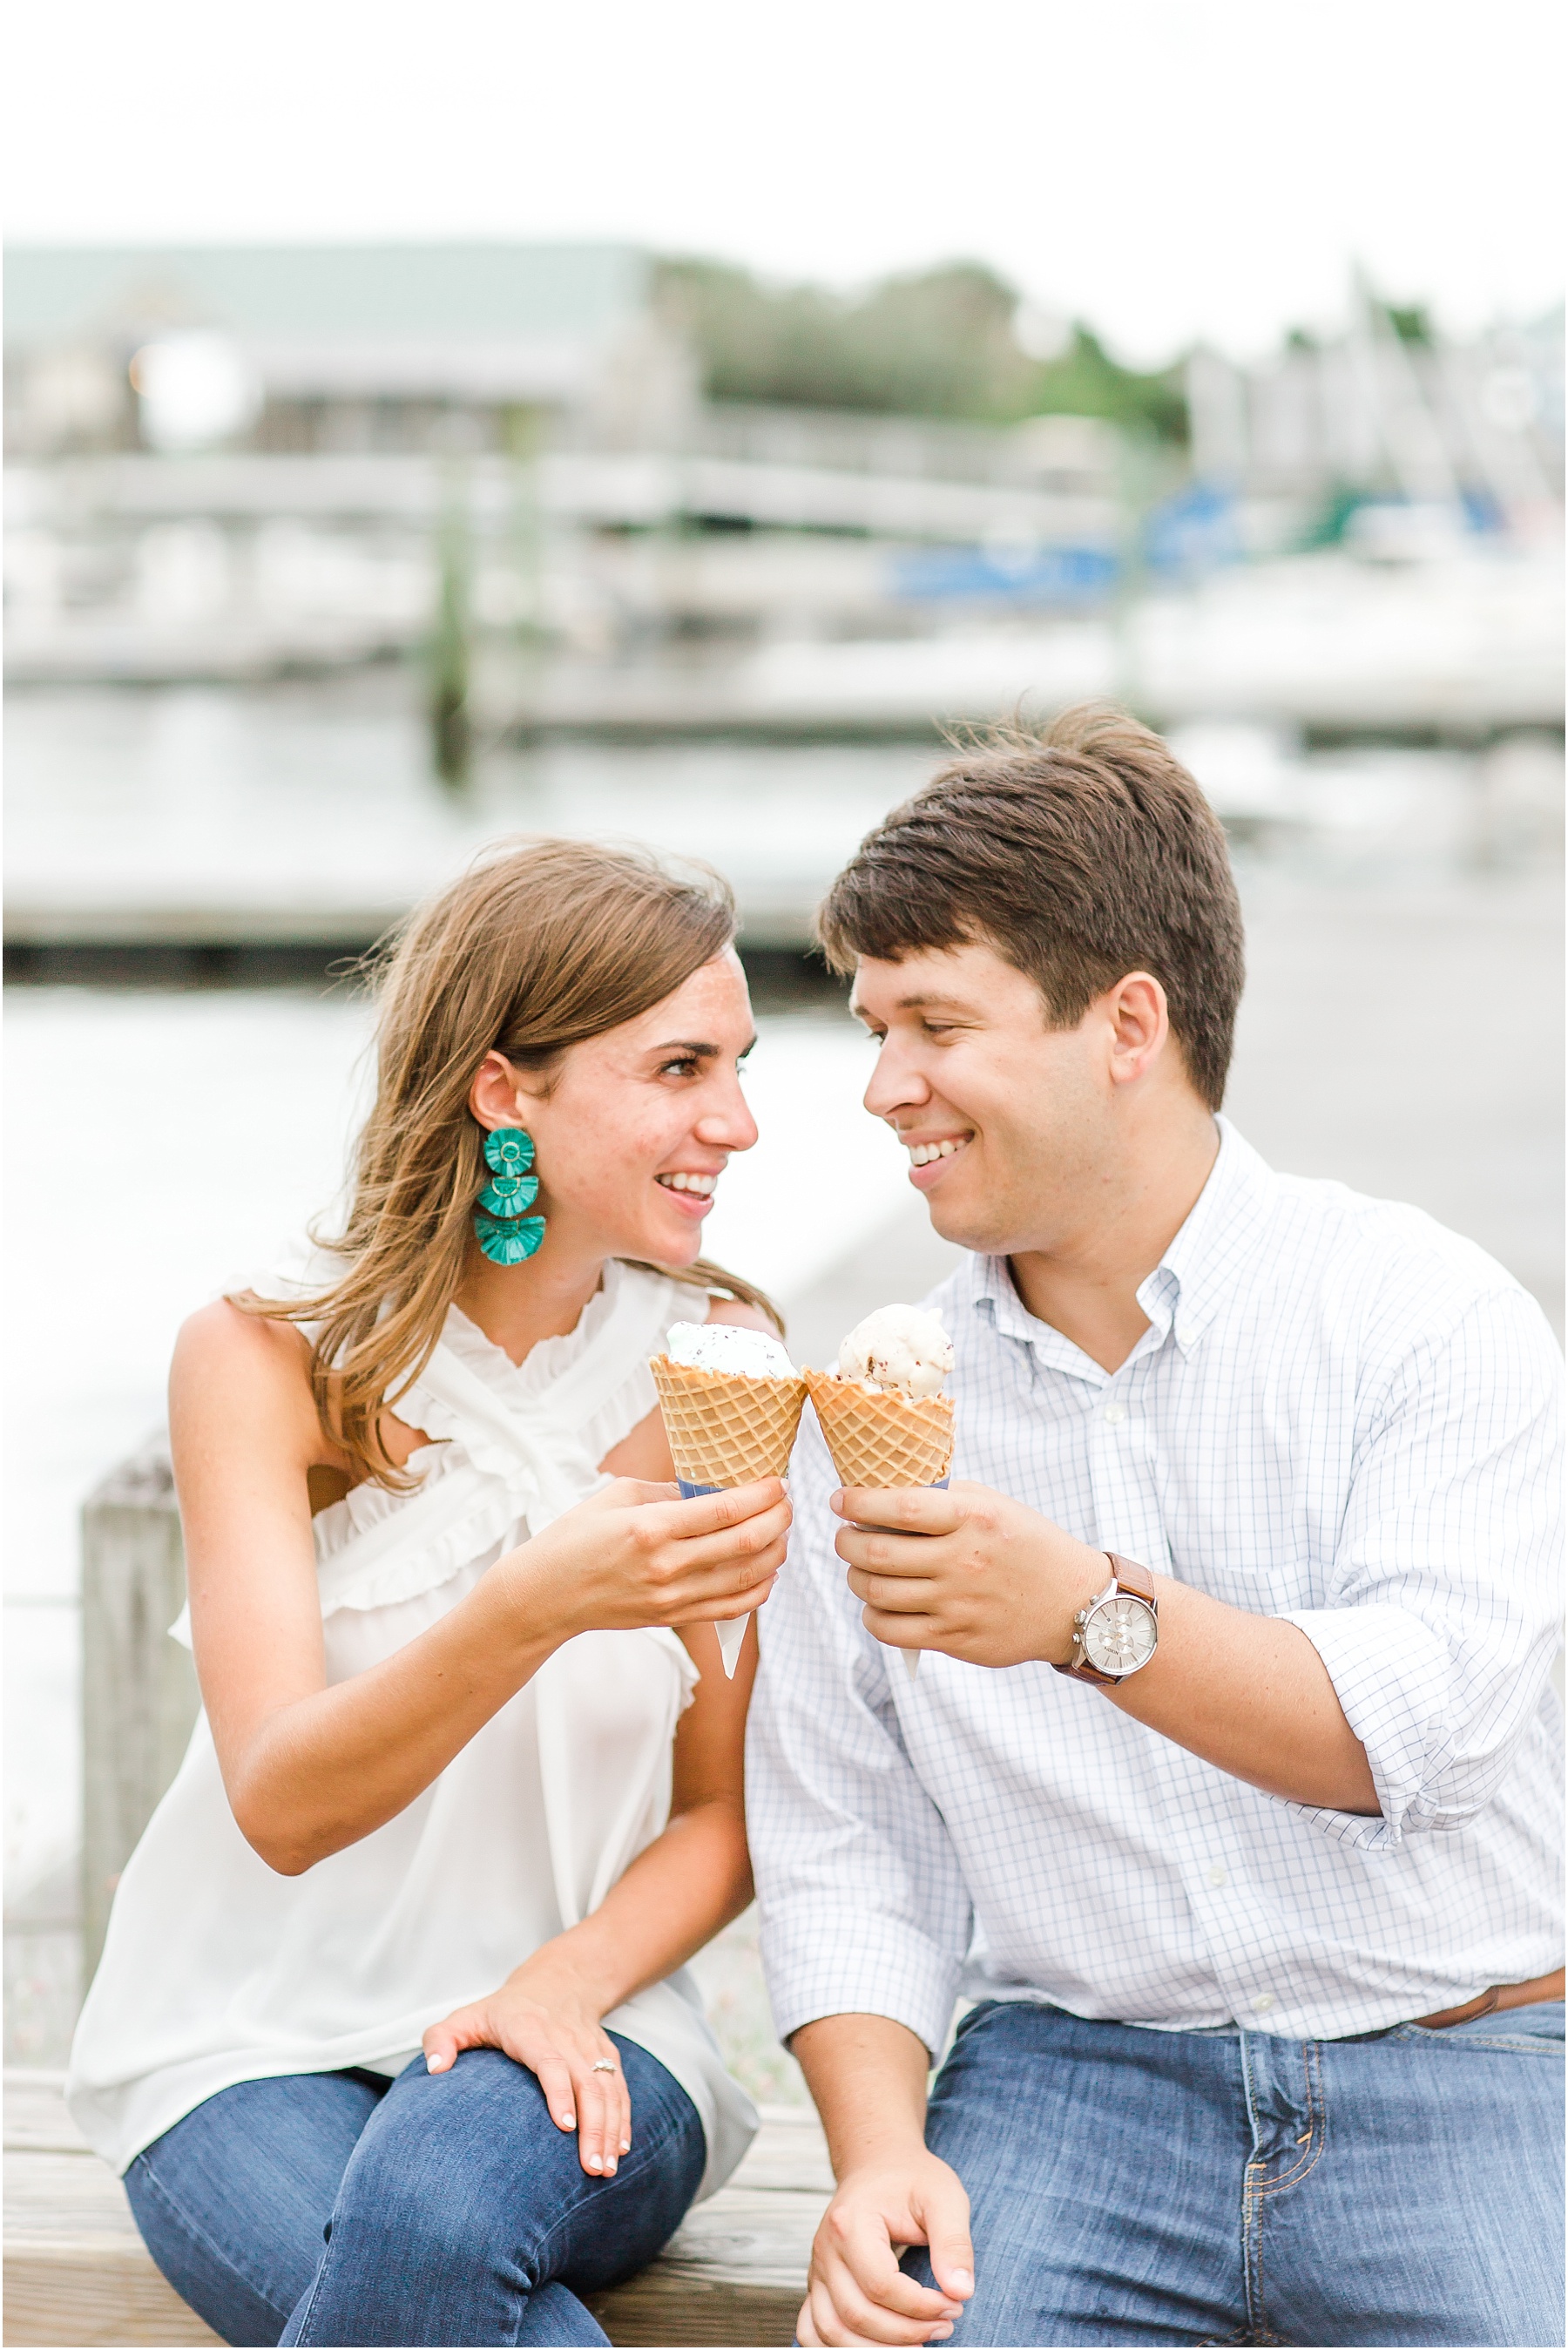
[806,1305,956,1679]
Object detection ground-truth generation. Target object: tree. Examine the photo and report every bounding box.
[655,258,1187,442]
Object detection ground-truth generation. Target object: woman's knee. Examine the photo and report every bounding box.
[328,2050,565,2267]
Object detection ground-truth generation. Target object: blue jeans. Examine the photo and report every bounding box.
[901,2000,1564,2347]
[124,2035,706,2346]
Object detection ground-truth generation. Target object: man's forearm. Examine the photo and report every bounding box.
[791,2013,977,2340]
[837,1484,1380,1815]
[1104,1576,1379,1813]
[791,2013,932,2176]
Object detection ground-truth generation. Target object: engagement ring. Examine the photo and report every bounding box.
[590,2059,618,2074]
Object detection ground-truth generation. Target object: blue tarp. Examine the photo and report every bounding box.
[889,543,1120,606]
[1143,482,1244,577]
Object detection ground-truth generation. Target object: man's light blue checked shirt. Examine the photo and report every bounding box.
[748,1119,1565,2047]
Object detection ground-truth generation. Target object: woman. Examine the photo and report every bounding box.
[67,838,795,2347]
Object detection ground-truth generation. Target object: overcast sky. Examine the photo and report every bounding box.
[4,0,1560,363]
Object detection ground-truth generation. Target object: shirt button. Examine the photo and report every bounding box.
[1252,1993,1275,2014]
[1102,1403,1126,1426]
[1208,1866,1227,1887]
[1177,1325,1198,1347]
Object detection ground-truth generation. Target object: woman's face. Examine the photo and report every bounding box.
[474,951,760,1268]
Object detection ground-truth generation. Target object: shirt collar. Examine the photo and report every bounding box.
[965,1117,1277,1370]
[1150,1116,1277,1350]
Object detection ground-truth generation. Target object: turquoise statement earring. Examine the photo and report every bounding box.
[473,1128,546,1265]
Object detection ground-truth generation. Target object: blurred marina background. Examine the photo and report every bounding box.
[4,0,1563,2089]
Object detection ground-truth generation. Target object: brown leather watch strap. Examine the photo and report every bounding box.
[1052,1553,1157,1684]
[1059,1658,1120,1687]
[1105,1552,1156,1606]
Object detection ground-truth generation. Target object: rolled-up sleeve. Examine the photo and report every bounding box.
[1283,1284,1564,1850]
[746,1418,972,2055]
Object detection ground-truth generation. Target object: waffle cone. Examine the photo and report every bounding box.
[804,1367,954,1488]
[650,1356,808,1487]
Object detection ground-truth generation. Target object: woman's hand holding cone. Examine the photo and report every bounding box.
[502,1475,791,1641]
[648,1352,808,1674]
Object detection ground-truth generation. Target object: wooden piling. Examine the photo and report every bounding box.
[78,1444,198,1984]
[428,465,474,785]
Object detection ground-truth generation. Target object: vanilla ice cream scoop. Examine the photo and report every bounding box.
[836,1304,954,1398]
[666,1319,796,1378]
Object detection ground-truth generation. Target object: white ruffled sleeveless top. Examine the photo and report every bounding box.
[66,1261,758,2199]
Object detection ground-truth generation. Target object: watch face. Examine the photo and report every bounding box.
[1083,1595,1158,1676]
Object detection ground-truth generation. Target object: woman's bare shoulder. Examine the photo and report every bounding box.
[703,1292,780,1337]
[171,1299,328,1462]
[173,1294,313,1378]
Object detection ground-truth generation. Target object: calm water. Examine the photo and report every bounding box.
[4,677,929,942]
[7,674,1563,949]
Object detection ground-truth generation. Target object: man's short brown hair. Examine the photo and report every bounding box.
[817,704,1246,1110]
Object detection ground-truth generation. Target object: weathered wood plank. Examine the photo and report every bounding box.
[3,2076,827,2349]
[585,2178,825,2344]
[3,2124,224,2346]
[715,2109,834,2195]
[79,1445,199,1982]
[2,2074,91,2155]
[3,2239,224,2349]
[5,2148,139,2232]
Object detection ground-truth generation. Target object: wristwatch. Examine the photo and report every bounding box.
[1052,1553,1159,1685]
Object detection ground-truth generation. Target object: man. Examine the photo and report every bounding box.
[747,708,1563,2349]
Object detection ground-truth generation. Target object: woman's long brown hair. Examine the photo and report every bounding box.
[235,836,781,1487]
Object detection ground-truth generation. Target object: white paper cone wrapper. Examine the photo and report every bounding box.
[672,1473,766,1681]
[715,1615,750,1678]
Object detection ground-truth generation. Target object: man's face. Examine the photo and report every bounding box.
[851,941,1119,1257]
